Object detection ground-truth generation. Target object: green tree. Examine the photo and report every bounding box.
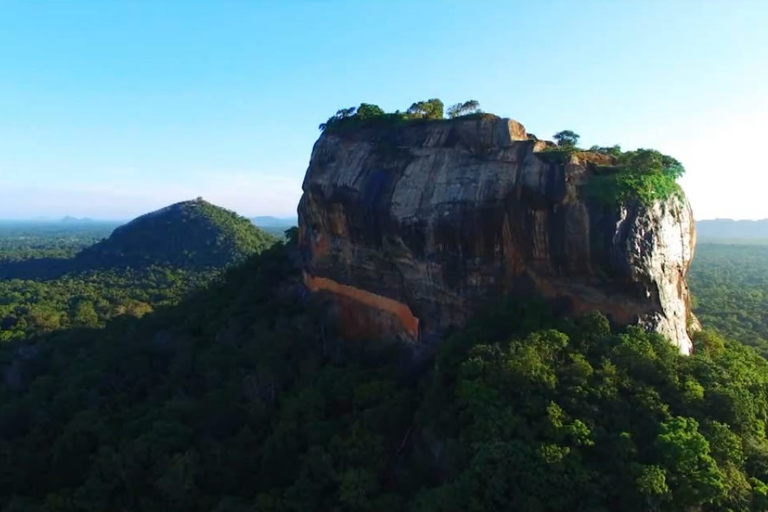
[446,100,481,118]
[407,98,444,119]
[655,417,725,507]
[354,103,385,119]
[621,148,685,179]
[319,106,357,131]
[589,144,622,157]
[553,130,580,147]
[73,301,99,327]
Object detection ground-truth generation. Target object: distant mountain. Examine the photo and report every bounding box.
[251,216,297,228]
[251,216,297,237]
[697,219,768,240]
[76,198,277,269]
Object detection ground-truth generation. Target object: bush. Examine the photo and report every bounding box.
[588,149,685,207]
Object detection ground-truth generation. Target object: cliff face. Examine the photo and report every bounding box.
[298,116,697,354]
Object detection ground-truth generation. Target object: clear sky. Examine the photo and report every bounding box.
[1,1,766,220]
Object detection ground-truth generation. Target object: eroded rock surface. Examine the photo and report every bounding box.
[298,116,697,353]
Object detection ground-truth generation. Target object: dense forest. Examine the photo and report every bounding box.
[0,222,119,262]
[2,233,768,511]
[0,266,218,342]
[688,243,768,358]
[2,195,768,510]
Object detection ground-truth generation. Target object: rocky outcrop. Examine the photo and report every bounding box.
[298,115,697,354]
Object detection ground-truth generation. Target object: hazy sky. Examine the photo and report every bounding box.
[1,1,766,220]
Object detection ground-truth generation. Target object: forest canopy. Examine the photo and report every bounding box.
[2,238,768,511]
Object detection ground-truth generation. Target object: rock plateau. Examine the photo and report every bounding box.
[298,115,697,354]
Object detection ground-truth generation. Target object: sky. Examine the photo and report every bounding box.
[0,1,766,221]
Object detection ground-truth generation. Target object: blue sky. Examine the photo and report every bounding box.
[1,1,766,220]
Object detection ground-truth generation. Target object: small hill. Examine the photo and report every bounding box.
[77,198,276,269]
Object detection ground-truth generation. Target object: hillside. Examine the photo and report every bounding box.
[77,198,276,269]
[0,202,278,341]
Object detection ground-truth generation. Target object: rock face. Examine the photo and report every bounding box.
[298,116,697,354]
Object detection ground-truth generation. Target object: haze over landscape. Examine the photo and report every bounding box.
[1,1,766,220]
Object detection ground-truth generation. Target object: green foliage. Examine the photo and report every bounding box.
[0,266,218,341]
[538,132,684,207]
[0,206,276,342]
[0,243,416,511]
[589,144,623,157]
[554,130,580,147]
[319,98,480,133]
[416,309,768,512]
[587,148,685,207]
[446,100,481,118]
[354,103,385,119]
[655,417,725,506]
[537,144,580,163]
[78,198,276,269]
[319,103,407,132]
[688,243,768,358]
[0,222,118,262]
[318,106,357,131]
[406,98,444,120]
[2,235,768,511]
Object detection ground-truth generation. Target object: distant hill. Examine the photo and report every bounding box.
[697,219,768,242]
[76,199,276,269]
[251,216,297,228]
[251,216,297,237]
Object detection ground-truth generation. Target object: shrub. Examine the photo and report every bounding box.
[588,149,685,207]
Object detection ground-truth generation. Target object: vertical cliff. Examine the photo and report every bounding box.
[298,115,697,353]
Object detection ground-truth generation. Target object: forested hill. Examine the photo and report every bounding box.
[77,198,276,269]
[0,201,279,342]
[3,236,768,511]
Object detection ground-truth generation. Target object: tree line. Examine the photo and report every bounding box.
[319,98,483,131]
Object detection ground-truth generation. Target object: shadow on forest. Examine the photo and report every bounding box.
[0,257,75,280]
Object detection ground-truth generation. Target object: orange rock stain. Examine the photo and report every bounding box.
[304,272,420,341]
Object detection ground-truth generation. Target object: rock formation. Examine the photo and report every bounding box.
[298,115,697,354]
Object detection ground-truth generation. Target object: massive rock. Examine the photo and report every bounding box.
[298,115,697,354]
